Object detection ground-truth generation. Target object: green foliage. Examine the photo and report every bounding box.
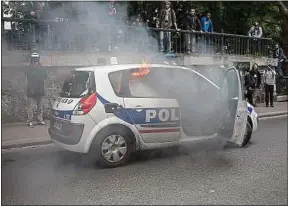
[2,1,285,43]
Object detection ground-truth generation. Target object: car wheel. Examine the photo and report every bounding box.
[90,128,133,168]
[241,121,252,147]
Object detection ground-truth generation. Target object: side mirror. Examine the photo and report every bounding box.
[104,103,123,113]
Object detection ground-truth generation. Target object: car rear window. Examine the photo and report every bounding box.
[60,70,96,98]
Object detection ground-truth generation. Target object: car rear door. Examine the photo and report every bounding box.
[218,67,248,146]
[52,69,95,123]
[122,66,181,143]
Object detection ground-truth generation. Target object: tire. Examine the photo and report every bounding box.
[89,126,134,168]
[241,121,252,147]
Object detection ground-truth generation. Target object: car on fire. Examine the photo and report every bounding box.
[48,63,258,168]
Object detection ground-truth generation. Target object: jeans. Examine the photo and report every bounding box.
[159,31,171,52]
[27,96,44,122]
[276,61,284,76]
[185,33,196,53]
[245,89,254,105]
[264,84,274,106]
[201,35,212,54]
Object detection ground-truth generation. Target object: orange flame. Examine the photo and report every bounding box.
[131,61,151,79]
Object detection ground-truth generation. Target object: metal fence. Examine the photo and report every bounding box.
[2,17,275,57]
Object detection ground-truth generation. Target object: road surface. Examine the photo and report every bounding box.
[2,117,287,205]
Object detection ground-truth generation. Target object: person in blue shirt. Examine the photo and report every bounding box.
[201,12,213,32]
[200,12,213,53]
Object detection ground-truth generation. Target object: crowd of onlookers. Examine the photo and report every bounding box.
[3,0,286,60]
[244,43,287,108]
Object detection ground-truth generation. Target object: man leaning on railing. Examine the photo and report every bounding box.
[200,12,213,54]
[158,1,180,53]
[248,21,263,55]
[182,8,202,54]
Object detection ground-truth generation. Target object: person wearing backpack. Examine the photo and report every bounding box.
[244,67,256,105]
[158,1,180,53]
[248,22,263,55]
[263,64,276,107]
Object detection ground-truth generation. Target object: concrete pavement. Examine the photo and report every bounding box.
[1,117,287,205]
[1,102,287,149]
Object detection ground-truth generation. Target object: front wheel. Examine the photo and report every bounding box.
[241,121,252,147]
[89,128,133,168]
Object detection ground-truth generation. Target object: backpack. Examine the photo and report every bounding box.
[250,75,256,88]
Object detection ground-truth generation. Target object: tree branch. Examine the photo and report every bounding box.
[276,0,288,17]
[262,19,282,26]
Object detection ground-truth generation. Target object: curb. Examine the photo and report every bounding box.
[2,111,287,150]
[2,140,53,150]
[258,111,288,118]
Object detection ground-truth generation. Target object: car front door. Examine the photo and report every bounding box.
[219,67,248,146]
[122,67,181,143]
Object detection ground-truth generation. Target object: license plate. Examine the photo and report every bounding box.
[53,120,63,130]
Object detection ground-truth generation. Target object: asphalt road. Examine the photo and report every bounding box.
[2,117,287,205]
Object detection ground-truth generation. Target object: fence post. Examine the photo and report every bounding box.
[30,19,37,52]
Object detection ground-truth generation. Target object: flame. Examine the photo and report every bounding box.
[131,61,151,79]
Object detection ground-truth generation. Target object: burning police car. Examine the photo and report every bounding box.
[49,63,258,168]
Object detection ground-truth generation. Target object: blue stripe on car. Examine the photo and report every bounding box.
[54,110,73,120]
[248,106,253,114]
[97,93,180,125]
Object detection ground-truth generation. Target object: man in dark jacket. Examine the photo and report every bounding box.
[158,1,179,52]
[250,63,262,89]
[25,53,47,127]
[244,67,256,105]
[183,8,202,53]
[249,63,261,106]
[274,43,287,76]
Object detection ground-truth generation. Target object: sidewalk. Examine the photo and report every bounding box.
[1,102,287,149]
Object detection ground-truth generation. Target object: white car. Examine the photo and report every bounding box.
[49,64,258,168]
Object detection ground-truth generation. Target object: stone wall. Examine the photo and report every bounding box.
[1,67,73,123]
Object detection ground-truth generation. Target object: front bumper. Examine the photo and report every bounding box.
[48,117,84,145]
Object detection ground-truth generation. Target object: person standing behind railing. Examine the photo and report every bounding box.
[158,1,179,53]
[183,8,202,54]
[200,12,213,53]
[263,64,276,107]
[273,43,287,77]
[248,22,263,55]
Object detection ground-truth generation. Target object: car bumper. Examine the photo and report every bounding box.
[48,117,84,145]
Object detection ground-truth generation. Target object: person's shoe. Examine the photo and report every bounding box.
[28,122,34,127]
[266,105,269,107]
[270,105,274,107]
[37,121,46,125]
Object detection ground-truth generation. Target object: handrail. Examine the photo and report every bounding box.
[1,17,273,41]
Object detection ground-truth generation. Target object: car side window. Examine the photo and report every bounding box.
[108,71,124,97]
[225,69,239,99]
[126,67,174,98]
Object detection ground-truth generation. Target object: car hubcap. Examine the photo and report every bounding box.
[101,135,127,163]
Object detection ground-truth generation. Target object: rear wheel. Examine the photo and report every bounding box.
[89,127,134,168]
[241,121,252,147]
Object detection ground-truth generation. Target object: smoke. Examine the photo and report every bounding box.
[46,2,234,155]
[43,1,160,60]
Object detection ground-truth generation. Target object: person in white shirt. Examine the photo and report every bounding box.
[263,64,276,107]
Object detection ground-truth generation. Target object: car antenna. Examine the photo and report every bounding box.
[85,53,93,66]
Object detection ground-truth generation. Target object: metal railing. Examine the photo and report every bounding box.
[2,17,275,57]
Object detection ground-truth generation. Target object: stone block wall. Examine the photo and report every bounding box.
[1,67,73,123]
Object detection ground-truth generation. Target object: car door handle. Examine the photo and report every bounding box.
[134,105,143,112]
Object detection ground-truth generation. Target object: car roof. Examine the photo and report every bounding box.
[74,64,186,73]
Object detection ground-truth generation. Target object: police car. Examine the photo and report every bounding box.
[49,63,258,168]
